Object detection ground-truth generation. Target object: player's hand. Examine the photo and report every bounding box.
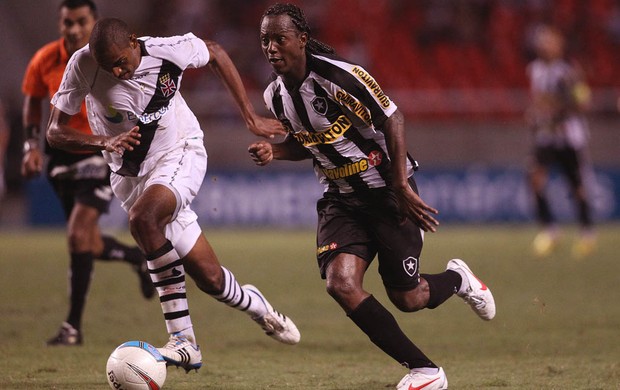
[393,185,439,232]
[21,148,44,179]
[105,126,141,154]
[248,140,273,166]
[247,116,286,139]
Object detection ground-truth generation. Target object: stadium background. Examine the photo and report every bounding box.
[0,0,619,228]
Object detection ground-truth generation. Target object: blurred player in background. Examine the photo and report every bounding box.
[249,4,495,389]
[47,17,299,372]
[21,0,154,346]
[526,25,596,258]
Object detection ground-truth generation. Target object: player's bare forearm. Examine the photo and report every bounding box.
[47,107,141,154]
[47,107,107,152]
[382,110,410,189]
[205,40,285,139]
[273,136,311,161]
[22,96,43,140]
[382,110,438,231]
[249,137,310,166]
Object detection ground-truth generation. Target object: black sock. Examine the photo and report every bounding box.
[100,235,143,265]
[577,198,593,227]
[535,193,554,225]
[422,270,461,309]
[66,252,94,330]
[348,295,436,369]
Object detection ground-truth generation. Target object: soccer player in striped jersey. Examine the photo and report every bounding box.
[47,17,299,372]
[249,4,495,389]
[526,25,596,258]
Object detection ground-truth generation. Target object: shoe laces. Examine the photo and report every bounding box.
[164,334,188,349]
[463,291,486,309]
[257,311,286,333]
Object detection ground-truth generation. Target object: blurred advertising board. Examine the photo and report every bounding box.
[28,167,619,227]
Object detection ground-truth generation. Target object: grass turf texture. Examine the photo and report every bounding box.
[1,224,618,389]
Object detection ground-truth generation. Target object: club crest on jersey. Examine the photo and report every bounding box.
[311,97,328,115]
[402,257,418,277]
[159,73,177,97]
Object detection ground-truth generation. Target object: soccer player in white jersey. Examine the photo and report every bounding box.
[47,18,299,372]
[248,4,495,389]
[526,25,595,258]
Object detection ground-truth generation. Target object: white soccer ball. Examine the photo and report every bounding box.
[106,341,167,390]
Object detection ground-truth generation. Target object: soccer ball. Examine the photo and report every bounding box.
[106,341,167,390]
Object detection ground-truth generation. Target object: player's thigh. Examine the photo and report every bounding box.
[316,194,376,280]
[558,147,584,188]
[67,179,112,248]
[48,177,76,220]
[369,186,424,291]
[147,139,207,215]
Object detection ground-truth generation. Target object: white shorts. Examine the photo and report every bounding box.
[110,137,207,257]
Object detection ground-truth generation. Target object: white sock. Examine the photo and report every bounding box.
[173,327,196,344]
[146,240,192,335]
[411,367,440,375]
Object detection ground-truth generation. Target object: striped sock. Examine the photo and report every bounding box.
[210,266,267,318]
[146,241,192,335]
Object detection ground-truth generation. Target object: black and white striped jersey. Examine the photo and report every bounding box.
[52,33,209,177]
[526,58,589,148]
[263,53,415,194]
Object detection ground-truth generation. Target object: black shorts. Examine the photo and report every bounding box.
[47,156,113,220]
[316,177,424,291]
[534,145,585,187]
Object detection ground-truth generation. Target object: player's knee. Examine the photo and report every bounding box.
[326,277,359,300]
[67,228,90,252]
[128,208,160,237]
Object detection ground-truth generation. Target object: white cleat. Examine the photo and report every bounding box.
[397,367,448,390]
[243,284,301,345]
[447,259,496,321]
[157,333,202,373]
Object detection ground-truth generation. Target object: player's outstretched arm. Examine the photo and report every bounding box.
[21,95,44,178]
[205,39,286,139]
[47,106,141,154]
[382,109,439,232]
[249,137,310,165]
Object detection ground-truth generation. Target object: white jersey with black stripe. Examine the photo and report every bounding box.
[52,33,210,177]
[263,53,414,194]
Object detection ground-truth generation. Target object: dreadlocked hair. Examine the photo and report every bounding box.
[262,3,335,55]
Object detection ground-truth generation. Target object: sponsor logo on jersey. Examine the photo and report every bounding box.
[292,115,352,146]
[335,90,372,125]
[322,158,369,180]
[351,67,391,108]
[311,96,328,115]
[159,73,177,97]
[138,101,172,124]
[104,105,124,123]
[317,242,338,255]
[403,257,418,277]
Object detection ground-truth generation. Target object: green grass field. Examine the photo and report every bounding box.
[1,224,619,389]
